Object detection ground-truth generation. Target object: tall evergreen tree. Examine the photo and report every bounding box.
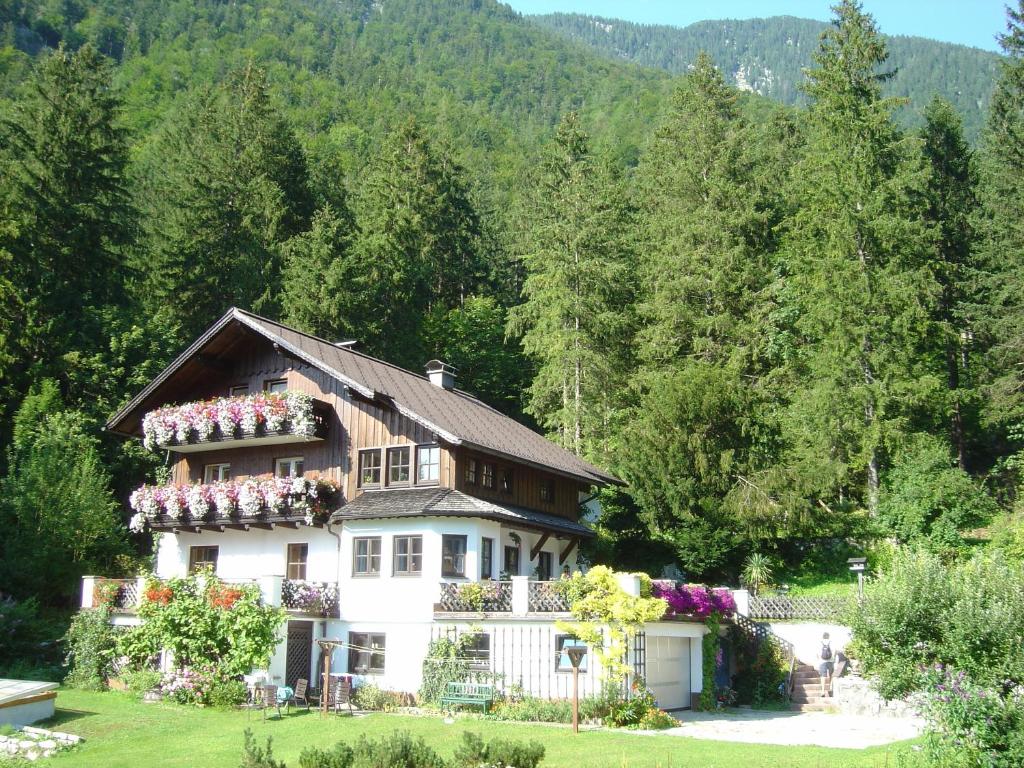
[507,112,634,462]
[134,63,313,340]
[779,0,938,516]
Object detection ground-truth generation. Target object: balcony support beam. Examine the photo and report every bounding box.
[559,538,579,565]
[530,533,550,560]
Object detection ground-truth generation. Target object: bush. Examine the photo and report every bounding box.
[350,731,446,768]
[605,679,674,729]
[453,732,545,768]
[208,677,248,707]
[299,742,353,768]
[122,668,162,697]
[242,731,285,768]
[64,607,117,690]
[352,683,403,712]
[160,665,247,706]
[490,696,572,723]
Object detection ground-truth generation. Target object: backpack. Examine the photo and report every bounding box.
[821,643,832,661]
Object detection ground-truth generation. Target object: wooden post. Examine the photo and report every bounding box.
[321,642,331,717]
[572,665,579,734]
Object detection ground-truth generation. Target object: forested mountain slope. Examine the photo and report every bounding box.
[530,13,1000,139]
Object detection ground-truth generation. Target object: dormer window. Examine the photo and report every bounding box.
[481,463,495,489]
[465,458,478,486]
[275,456,304,478]
[416,444,440,484]
[265,378,288,393]
[203,463,230,483]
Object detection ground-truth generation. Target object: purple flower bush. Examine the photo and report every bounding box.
[652,581,736,619]
[281,580,339,616]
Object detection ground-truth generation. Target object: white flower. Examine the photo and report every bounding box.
[286,392,315,436]
[264,480,286,513]
[238,481,263,517]
[186,485,211,519]
[164,490,184,520]
[129,512,146,533]
[290,476,308,495]
[214,484,236,517]
[239,401,259,434]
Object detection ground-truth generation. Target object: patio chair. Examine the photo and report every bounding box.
[287,678,311,710]
[329,677,355,715]
[259,684,283,720]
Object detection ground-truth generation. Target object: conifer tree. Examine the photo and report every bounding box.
[780,0,938,515]
[508,112,634,462]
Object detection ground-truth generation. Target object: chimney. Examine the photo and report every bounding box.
[334,340,357,349]
[425,360,456,390]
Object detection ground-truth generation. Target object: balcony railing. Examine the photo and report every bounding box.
[91,578,141,613]
[142,391,326,453]
[438,581,513,612]
[282,579,340,618]
[527,580,569,612]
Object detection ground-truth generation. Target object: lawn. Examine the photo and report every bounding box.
[40,689,916,768]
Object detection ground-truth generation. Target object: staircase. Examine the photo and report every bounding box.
[789,663,834,712]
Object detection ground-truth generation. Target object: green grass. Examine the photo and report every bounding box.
[40,689,917,768]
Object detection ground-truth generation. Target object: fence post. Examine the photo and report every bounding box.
[511,576,529,616]
[81,576,96,609]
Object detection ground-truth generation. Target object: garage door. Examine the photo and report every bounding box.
[646,636,690,710]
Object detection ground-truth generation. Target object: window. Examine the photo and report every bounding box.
[188,546,219,574]
[465,458,477,486]
[265,378,288,394]
[500,469,513,495]
[537,551,553,582]
[275,456,304,478]
[203,463,230,483]
[353,537,381,576]
[540,480,555,503]
[503,545,520,577]
[441,535,467,578]
[387,446,410,485]
[461,633,491,671]
[348,632,385,674]
[393,535,423,575]
[286,543,308,580]
[555,635,588,673]
[358,449,382,487]
[416,445,440,484]
[481,537,494,580]
[229,384,249,396]
[481,463,495,489]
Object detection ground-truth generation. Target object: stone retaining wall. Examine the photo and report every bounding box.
[0,725,82,760]
[832,675,920,719]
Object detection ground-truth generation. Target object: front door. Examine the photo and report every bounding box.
[285,620,314,689]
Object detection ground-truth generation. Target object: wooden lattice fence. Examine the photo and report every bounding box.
[748,595,847,621]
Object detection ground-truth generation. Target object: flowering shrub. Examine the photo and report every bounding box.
[129,477,338,526]
[918,665,1024,767]
[651,582,736,620]
[160,665,248,707]
[91,580,122,609]
[145,585,173,605]
[281,580,339,616]
[606,679,675,729]
[142,391,316,450]
[209,585,244,610]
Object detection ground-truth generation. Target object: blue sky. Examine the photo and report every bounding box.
[503,1,1009,52]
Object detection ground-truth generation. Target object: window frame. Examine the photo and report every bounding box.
[461,632,491,672]
[188,545,219,574]
[465,458,477,486]
[416,444,440,485]
[386,446,411,486]
[481,463,495,489]
[441,534,468,578]
[229,384,250,397]
[275,456,304,478]
[392,535,423,576]
[500,468,513,495]
[203,463,231,483]
[537,550,553,582]
[555,635,588,673]
[264,378,288,394]
[540,479,555,504]
[286,542,308,580]
[503,545,520,577]
[353,536,382,577]
[358,448,383,488]
[348,632,386,674]
[481,537,494,580]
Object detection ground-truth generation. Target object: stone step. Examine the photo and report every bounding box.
[790,702,834,712]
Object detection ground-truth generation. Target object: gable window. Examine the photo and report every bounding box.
[286,543,308,580]
[500,469,513,495]
[203,463,230,483]
[353,537,381,576]
[461,633,491,671]
[275,456,304,478]
[503,545,520,577]
[481,537,494,580]
[348,632,385,674]
[393,535,423,575]
[465,458,478,486]
[540,479,555,503]
[555,635,588,673]
[188,546,219,574]
[358,449,382,488]
[416,445,440,484]
[265,378,288,394]
[441,535,467,578]
[387,446,410,486]
[481,463,495,489]
[229,384,249,396]
[537,551,553,582]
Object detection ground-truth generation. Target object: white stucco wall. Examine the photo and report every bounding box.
[767,622,852,666]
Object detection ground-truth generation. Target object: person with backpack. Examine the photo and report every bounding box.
[819,632,835,696]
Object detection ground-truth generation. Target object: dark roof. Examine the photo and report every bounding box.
[332,487,596,539]
[107,308,619,486]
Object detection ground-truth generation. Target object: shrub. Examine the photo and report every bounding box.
[453,732,545,768]
[299,742,354,768]
[122,668,162,697]
[490,696,572,723]
[63,607,117,690]
[160,665,247,706]
[208,676,248,707]
[605,679,674,729]
[241,731,286,768]
[353,683,403,712]
[418,635,471,706]
[350,731,446,768]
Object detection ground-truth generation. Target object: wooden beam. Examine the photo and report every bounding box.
[276,520,300,529]
[172,526,201,534]
[249,522,273,530]
[530,532,550,560]
[199,524,225,533]
[559,538,579,565]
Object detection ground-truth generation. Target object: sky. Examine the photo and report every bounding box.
[503,1,1009,52]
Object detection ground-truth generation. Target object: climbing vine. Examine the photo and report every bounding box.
[700,612,722,710]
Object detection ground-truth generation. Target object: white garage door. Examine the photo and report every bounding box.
[646,636,691,710]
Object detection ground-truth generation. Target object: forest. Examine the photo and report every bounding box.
[1,0,1024,655]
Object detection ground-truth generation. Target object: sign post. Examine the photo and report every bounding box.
[566,645,587,734]
[847,557,868,600]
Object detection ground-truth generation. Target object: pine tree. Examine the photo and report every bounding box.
[507,112,634,462]
[134,63,313,340]
[780,0,938,516]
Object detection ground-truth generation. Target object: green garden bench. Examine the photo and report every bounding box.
[439,682,494,712]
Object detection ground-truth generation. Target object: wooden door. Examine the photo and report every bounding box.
[285,620,314,689]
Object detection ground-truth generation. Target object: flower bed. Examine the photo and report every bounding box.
[651,582,736,620]
[129,477,337,529]
[142,391,316,450]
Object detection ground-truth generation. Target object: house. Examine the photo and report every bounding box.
[85,308,708,709]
